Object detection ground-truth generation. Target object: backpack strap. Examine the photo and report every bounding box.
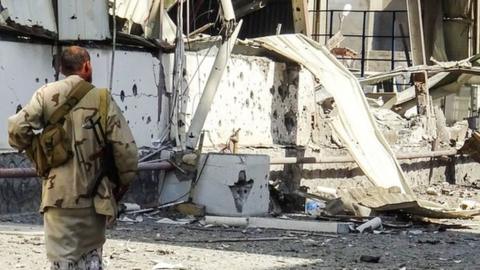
[49,80,95,125]
[98,88,110,132]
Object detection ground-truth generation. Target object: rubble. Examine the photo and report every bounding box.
[2,0,480,269]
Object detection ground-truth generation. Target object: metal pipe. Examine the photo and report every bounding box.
[219,0,236,22]
[390,11,396,71]
[0,150,459,178]
[0,161,174,179]
[270,149,458,165]
[360,11,367,77]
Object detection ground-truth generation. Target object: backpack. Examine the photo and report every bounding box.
[26,81,95,177]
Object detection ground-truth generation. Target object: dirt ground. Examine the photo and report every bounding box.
[0,212,479,270]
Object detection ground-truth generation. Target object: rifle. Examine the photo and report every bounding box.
[82,116,127,201]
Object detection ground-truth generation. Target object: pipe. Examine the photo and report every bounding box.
[270,149,458,164]
[219,0,236,22]
[0,161,174,179]
[0,149,458,178]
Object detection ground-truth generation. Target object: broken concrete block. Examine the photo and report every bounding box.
[426,187,439,196]
[248,217,351,234]
[205,216,248,227]
[356,217,382,233]
[176,202,206,217]
[204,216,352,234]
[192,154,270,217]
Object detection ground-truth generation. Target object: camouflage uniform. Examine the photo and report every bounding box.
[8,75,138,269]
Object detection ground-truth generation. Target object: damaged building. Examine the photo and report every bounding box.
[1,0,480,269]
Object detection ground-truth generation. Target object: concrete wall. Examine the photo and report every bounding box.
[182,49,316,147]
[0,40,161,149]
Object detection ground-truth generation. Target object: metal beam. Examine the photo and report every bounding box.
[291,0,311,36]
[406,0,426,65]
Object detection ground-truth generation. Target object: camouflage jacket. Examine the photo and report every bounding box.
[8,75,138,217]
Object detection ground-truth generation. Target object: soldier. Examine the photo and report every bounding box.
[8,46,138,269]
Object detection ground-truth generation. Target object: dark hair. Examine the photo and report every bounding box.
[60,46,90,76]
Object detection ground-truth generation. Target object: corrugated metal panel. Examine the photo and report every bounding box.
[58,0,111,40]
[0,0,56,33]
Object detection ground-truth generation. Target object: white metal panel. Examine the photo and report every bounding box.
[111,0,153,25]
[87,48,161,147]
[0,0,57,33]
[0,41,56,151]
[58,0,111,40]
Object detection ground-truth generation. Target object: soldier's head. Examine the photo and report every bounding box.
[60,46,92,83]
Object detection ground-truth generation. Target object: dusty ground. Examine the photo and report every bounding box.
[0,213,480,270]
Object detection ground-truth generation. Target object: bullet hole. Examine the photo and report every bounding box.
[270,86,275,95]
[296,7,301,12]
[146,116,151,124]
[151,134,154,139]
[132,84,138,96]
[125,105,128,111]
[250,91,254,99]
[273,110,278,119]
[239,72,244,80]
[45,78,48,83]
[284,110,296,134]
[277,84,288,101]
[96,53,100,58]
[245,99,250,108]
[70,14,77,19]
[16,104,22,113]
[127,120,130,124]
[142,116,144,120]
[218,120,222,127]
[120,90,125,102]
[35,78,39,83]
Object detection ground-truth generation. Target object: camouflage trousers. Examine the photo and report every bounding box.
[51,248,103,270]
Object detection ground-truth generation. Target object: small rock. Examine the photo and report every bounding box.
[426,187,439,196]
[408,230,423,235]
[360,255,381,263]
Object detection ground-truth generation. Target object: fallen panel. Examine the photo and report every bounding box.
[58,0,111,40]
[0,0,57,33]
[253,34,412,194]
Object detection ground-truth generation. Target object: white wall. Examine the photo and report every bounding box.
[0,41,161,150]
[0,41,56,150]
